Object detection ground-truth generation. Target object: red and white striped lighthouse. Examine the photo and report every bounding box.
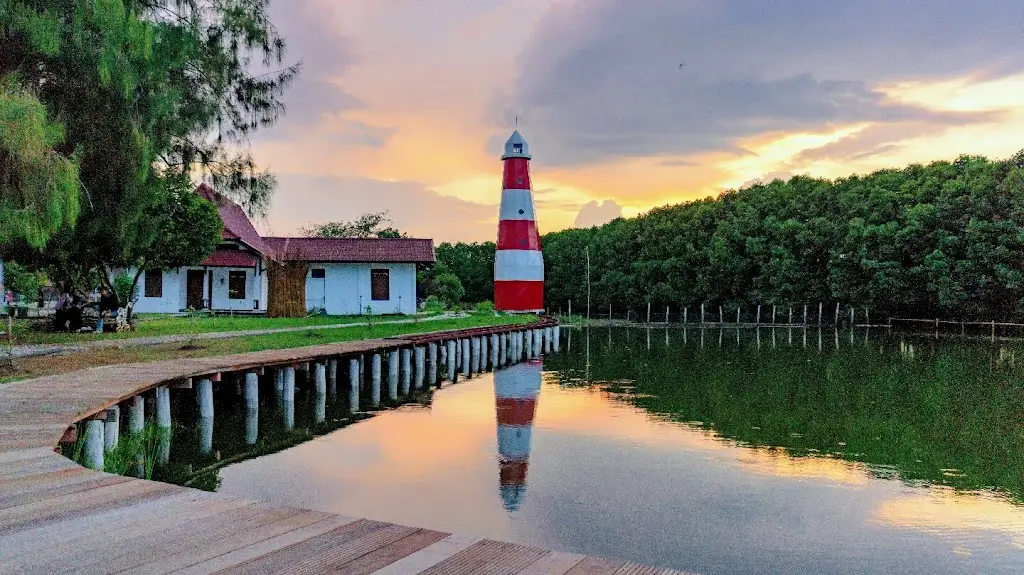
[494,130,544,312]
[494,360,542,511]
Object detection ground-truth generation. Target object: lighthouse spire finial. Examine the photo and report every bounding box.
[515,116,518,129]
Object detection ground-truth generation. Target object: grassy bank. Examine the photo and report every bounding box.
[0,313,533,384]
[4,311,453,346]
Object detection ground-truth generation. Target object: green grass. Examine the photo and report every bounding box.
[5,311,453,346]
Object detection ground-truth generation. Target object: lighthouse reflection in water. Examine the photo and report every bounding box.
[493,360,542,511]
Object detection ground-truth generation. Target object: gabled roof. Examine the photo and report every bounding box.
[263,237,436,263]
[201,248,260,268]
[195,184,270,255]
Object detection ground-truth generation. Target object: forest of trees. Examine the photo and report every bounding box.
[434,152,1024,321]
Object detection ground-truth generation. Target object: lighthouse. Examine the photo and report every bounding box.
[494,360,543,511]
[494,130,544,312]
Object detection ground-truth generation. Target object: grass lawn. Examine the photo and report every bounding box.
[3,311,453,346]
[0,313,534,384]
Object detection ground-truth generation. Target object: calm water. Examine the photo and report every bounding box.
[155,327,1024,574]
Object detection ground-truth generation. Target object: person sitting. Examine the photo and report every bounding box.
[96,287,119,333]
[54,286,73,331]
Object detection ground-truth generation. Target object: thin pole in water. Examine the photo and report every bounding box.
[736,307,741,324]
[665,306,669,324]
[586,245,591,323]
[803,304,807,325]
[818,302,823,326]
[719,305,723,324]
[647,301,651,324]
[756,305,761,325]
[835,302,840,325]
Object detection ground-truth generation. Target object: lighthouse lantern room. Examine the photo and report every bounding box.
[494,129,544,312]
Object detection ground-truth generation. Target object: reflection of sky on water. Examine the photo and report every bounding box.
[216,363,1024,574]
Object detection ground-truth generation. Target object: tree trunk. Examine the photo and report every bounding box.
[125,265,145,323]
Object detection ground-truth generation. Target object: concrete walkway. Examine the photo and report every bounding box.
[6,313,467,359]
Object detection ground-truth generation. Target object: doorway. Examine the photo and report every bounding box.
[187,270,205,310]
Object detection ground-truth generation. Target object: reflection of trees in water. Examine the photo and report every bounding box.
[546,327,1024,503]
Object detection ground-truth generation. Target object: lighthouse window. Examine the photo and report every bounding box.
[518,209,525,215]
[513,143,523,153]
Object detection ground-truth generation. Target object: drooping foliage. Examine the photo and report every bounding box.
[0,0,297,284]
[0,80,80,249]
[543,153,1024,320]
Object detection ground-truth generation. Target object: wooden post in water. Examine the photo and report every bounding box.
[992,320,996,342]
[865,307,869,326]
[803,304,807,325]
[756,305,761,325]
[788,307,793,325]
[627,310,631,323]
[388,350,399,399]
[701,303,705,324]
[104,406,119,453]
[736,307,741,324]
[429,343,438,386]
[244,372,259,412]
[401,348,412,393]
[683,306,688,324]
[850,307,855,326]
[129,395,145,434]
[197,378,213,419]
[835,302,840,325]
[348,358,360,413]
[414,347,425,389]
[772,305,776,325]
[818,302,823,326]
[647,302,651,324]
[568,300,572,321]
[665,306,669,324]
[719,305,723,324]
[84,418,104,470]
[370,354,382,406]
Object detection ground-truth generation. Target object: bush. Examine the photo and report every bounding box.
[3,261,44,300]
[113,273,136,305]
[424,295,445,312]
[474,300,495,313]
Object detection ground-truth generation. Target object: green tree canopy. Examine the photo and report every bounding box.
[302,212,406,239]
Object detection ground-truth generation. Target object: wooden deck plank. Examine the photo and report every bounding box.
[73,501,306,575]
[612,564,664,575]
[317,528,448,575]
[419,539,548,575]
[517,551,587,575]
[565,557,629,575]
[367,534,483,575]
[127,509,335,575]
[168,514,360,575]
[219,520,414,575]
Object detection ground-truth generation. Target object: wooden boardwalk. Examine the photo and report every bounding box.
[0,323,691,574]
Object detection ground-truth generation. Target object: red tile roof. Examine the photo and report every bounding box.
[264,237,436,263]
[196,184,270,255]
[201,249,260,268]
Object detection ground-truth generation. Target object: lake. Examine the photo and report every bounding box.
[153,327,1024,574]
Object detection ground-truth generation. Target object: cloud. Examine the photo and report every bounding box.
[263,174,497,242]
[739,172,795,189]
[504,0,1024,167]
[574,200,623,228]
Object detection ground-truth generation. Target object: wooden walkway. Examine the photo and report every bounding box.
[0,323,691,574]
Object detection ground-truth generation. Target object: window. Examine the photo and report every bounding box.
[310,268,326,279]
[228,271,246,300]
[513,143,523,154]
[370,269,390,301]
[144,270,163,298]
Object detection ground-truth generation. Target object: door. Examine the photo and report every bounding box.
[306,268,326,312]
[186,270,205,310]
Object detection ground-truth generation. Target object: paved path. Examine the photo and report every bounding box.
[0,321,690,574]
[6,313,468,359]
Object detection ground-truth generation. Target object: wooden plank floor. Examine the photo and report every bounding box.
[0,323,694,574]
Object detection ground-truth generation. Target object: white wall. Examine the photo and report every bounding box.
[130,266,267,313]
[308,263,417,315]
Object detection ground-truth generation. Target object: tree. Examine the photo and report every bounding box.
[0,80,80,250]
[0,0,297,286]
[122,174,223,313]
[302,212,406,239]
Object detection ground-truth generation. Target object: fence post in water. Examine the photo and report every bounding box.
[371,354,382,406]
[737,307,741,324]
[803,304,807,325]
[850,307,855,326]
[461,339,471,376]
[197,378,214,419]
[756,304,762,325]
[104,406,119,452]
[490,334,499,368]
[401,348,412,394]
[647,302,651,323]
[701,303,705,324]
[666,306,670,324]
[554,325,561,351]
[772,305,776,325]
[129,395,144,434]
[683,307,688,324]
[568,300,572,321]
[835,302,840,325]
[414,347,425,389]
[388,350,399,398]
[818,302,823,326]
[719,305,723,324]
[865,307,870,326]
[788,307,793,325]
[992,320,996,342]
[156,386,171,429]
[349,358,360,413]
[84,418,104,470]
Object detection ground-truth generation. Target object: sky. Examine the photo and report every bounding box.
[251,0,1024,242]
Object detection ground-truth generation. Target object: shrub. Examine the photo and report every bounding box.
[113,272,136,304]
[474,300,495,313]
[424,295,445,312]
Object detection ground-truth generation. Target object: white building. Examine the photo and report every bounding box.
[132,185,435,315]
